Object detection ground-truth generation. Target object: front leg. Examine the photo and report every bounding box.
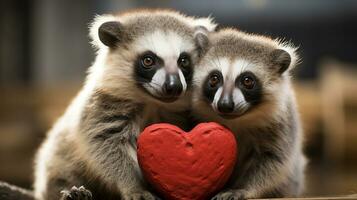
[211,189,248,200]
[80,93,159,199]
[81,123,158,200]
[212,151,290,200]
[60,186,92,200]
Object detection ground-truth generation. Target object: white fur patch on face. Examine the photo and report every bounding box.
[133,30,194,60]
[144,68,166,96]
[151,68,166,89]
[178,69,187,93]
[205,57,253,82]
[212,87,223,112]
[232,88,245,106]
[194,57,228,87]
[200,58,253,84]
[232,88,250,114]
[228,59,253,81]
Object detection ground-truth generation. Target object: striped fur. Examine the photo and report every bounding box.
[34,9,216,200]
[192,29,306,200]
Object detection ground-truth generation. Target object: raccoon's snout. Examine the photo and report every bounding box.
[163,73,183,97]
[217,94,235,113]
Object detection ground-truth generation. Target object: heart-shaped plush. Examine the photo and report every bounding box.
[137,122,237,200]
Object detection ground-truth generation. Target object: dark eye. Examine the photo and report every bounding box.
[209,74,220,88]
[241,76,255,89]
[141,56,155,68]
[178,54,190,68]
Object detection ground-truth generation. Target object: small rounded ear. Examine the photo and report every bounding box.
[271,49,291,74]
[98,21,124,48]
[194,26,209,56]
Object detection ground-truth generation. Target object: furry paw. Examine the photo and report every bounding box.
[60,186,92,200]
[122,190,160,200]
[211,189,249,200]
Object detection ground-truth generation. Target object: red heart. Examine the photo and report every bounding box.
[137,122,237,200]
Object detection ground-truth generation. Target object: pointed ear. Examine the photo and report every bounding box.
[271,49,291,74]
[194,26,209,56]
[98,21,124,48]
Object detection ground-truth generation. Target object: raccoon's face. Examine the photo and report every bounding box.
[200,59,265,119]
[91,12,213,103]
[193,31,296,120]
[131,31,195,102]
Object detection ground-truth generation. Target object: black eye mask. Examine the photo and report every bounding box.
[134,51,194,87]
[133,51,163,84]
[202,70,263,106]
[177,52,193,87]
[202,70,223,103]
[236,71,263,105]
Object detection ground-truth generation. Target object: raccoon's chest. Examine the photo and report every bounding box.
[141,105,193,131]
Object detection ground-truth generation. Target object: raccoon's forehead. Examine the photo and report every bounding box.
[194,35,277,81]
[209,29,279,64]
[124,15,194,35]
[121,16,196,58]
[196,57,265,81]
[132,30,196,59]
[208,33,278,65]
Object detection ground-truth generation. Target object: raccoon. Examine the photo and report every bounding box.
[191,28,306,199]
[34,9,215,200]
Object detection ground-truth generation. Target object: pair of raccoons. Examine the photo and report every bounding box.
[33,9,306,200]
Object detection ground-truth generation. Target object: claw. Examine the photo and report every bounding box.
[60,186,92,200]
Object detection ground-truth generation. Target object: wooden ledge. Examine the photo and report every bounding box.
[254,194,357,200]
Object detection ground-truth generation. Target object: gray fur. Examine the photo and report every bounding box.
[192,29,306,199]
[34,10,216,200]
[224,102,304,198]
[92,10,216,50]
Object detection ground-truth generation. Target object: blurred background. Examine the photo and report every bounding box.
[0,0,356,197]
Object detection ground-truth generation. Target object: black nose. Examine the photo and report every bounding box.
[217,94,235,113]
[163,74,183,97]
